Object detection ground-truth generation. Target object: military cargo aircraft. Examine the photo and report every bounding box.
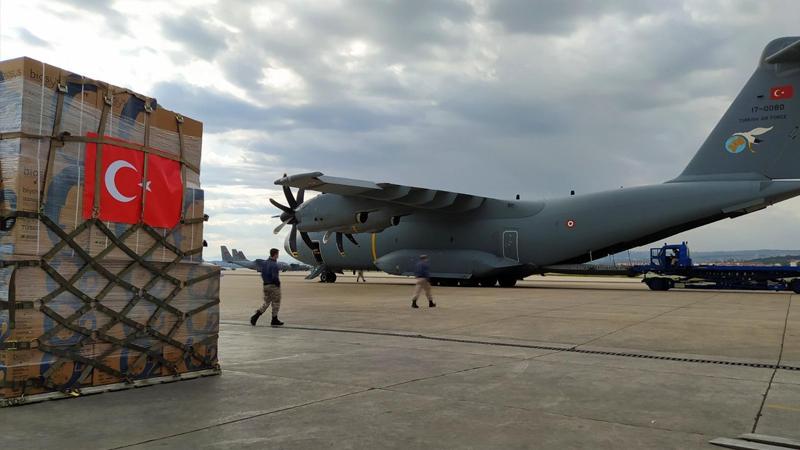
[271,37,800,286]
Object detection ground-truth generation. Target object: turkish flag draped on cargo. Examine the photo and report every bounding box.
[82,133,183,228]
[142,152,183,228]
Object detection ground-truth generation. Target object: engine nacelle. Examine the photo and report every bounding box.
[349,211,404,233]
[295,194,408,233]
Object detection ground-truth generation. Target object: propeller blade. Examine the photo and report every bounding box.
[289,225,298,256]
[345,233,359,246]
[300,231,323,263]
[300,230,316,249]
[296,188,305,205]
[273,219,290,234]
[270,198,292,213]
[336,232,345,255]
[322,230,333,244]
[283,185,297,209]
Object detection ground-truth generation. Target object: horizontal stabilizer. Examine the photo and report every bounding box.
[765,38,800,64]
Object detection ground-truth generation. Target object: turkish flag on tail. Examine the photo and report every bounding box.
[83,133,183,228]
[770,85,794,100]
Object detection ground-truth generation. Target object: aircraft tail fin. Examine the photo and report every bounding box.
[221,246,233,262]
[678,37,800,181]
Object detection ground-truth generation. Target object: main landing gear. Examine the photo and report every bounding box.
[320,270,337,283]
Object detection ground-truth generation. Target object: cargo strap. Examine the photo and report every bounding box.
[0,132,200,174]
[92,96,112,218]
[39,82,68,211]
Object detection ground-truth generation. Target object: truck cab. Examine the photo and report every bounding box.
[650,242,692,271]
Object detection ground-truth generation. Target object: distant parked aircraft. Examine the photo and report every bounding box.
[208,246,240,270]
[220,246,311,272]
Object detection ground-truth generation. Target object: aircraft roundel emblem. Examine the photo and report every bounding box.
[566,219,576,229]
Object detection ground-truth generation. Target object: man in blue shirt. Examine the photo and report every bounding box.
[411,254,436,308]
[251,248,284,326]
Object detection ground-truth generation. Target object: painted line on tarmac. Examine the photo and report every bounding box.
[222,320,800,372]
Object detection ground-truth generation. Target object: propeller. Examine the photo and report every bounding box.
[270,175,359,259]
[335,232,359,255]
[270,177,322,263]
[322,230,360,255]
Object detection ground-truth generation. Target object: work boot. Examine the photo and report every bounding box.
[411,299,419,308]
[271,316,284,326]
[429,300,436,308]
[250,311,262,326]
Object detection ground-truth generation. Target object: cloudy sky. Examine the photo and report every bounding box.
[2,0,800,261]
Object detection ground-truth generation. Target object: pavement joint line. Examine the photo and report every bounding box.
[378,363,497,390]
[751,294,794,433]
[220,367,373,390]
[107,387,375,450]
[378,382,715,439]
[570,294,716,350]
[221,322,800,372]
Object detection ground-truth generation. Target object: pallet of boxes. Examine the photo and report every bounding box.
[0,57,221,406]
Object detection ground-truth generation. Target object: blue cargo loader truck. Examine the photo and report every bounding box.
[634,242,800,293]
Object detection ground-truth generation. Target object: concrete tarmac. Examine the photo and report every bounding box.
[2,271,798,449]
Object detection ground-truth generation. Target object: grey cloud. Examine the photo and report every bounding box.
[160,12,229,61]
[152,81,417,134]
[17,29,51,48]
[489,0,667,35]
[438,88,570,135]
[50,0,131,35]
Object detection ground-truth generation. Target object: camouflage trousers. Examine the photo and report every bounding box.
[258,285,281,317]
[411,278,433,301]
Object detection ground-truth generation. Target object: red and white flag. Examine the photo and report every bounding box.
[143,152,183,228]
[83,133,183,228]
[770,85,794,100]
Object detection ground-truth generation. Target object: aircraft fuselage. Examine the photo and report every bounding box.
[288,179,800,280]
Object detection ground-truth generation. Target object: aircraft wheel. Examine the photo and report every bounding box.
[790,279,800,294]
[441,279,458,287]
[479,278,497,287]
[498,278,517,288]
[320,272,329,283]
[459,279,479,287]
[646,278,670,291]
[327,272,337,283]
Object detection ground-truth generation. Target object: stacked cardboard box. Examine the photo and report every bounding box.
[0,57,220,403]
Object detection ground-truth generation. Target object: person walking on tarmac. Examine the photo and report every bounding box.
[251,248,284,326]
[411,255,436,308]
[356,269,366,283]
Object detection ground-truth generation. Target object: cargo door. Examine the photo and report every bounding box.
[503,230,518,261]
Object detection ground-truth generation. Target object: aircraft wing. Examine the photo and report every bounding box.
[275,172,489,213]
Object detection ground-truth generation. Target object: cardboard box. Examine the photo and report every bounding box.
[0,345,95,398]
[0,57,219,402]
[0,56,204,260]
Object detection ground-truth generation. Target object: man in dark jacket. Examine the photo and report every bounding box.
[411,254,436,308]
[251,248,284,326]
